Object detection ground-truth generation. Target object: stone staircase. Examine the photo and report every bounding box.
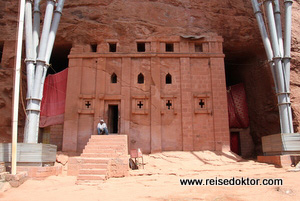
[76,135,129,185]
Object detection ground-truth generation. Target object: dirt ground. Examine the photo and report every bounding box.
[0,151,299,201]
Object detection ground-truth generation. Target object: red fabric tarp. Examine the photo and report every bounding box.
[227,83,249,128]
[39,68,68,128]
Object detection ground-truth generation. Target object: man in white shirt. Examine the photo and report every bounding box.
[97,119,108,135]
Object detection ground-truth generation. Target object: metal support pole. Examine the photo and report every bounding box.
[264,0,292,133]
[251,0,279,93]
[12,0,25,175]
[283,0,294,133]
[24,0,34,142]
[273,0,284,57]
[25,0,34,98]
[40,0,65,98]
[33,0,41,59]
[24,0,56,143]
[283,0,293,90]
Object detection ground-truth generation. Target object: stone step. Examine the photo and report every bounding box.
[79,169,107,175]
[83,145,126,150]
[88,137,126,140]
[77,174,106,181]
[81,163,108,169]
[87,141,126,145]
[88,140,125,142]
[76,180,104,186]
[90,135,127,138]
[81,153,123,158]
[82,149,126,154]
[80,157,109,164]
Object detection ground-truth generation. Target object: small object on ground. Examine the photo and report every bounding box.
[287,161,300,172]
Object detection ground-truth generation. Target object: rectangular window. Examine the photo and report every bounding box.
[109,43,117,52]
[166,43,174,52]
[137,42,146,52]
[90,44,97,52]
[195,43,203,52]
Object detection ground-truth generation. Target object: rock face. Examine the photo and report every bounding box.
[0,0,299,155]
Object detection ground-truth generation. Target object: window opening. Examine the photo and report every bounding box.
[111,73,117,83]
[137,42,146,52]
[166,43,174,52]
[166,100,172,110]
[90,44,97,52]
[166,73,172,84]
[138,73,144,84]
[109,43,117,52]
[85,101,91,109]
[195,43,203,52]
[137,101,144,109]
[199,99,205,109]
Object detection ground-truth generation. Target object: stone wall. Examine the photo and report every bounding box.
[63,36,229,153]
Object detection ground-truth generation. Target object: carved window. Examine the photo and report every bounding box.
[137,42,145,52]
[198,99,205,109]
[137,73,144,84]
[109,43,117,52]
[111,73,117,83]
[195,43,203,52]
[166,43,174,52]
[90,44,97,52]
[166,73,172,84]
[161,96,177,115]
[166,100,172,110]
[194,93,211,114]
[132,96,149,115]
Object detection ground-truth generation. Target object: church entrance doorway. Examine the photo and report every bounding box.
[108,105,119,134]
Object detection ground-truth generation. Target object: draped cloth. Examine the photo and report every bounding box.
[40,68,68,128]
[227,83,249,128]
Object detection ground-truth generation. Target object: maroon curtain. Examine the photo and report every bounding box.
[227,83,249,128]
[40,69,68,128]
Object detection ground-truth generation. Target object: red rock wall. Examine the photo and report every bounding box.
[0,0,299,155]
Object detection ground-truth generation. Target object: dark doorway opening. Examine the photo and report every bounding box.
[48,42,72,75]
[230,132,241,155]
[108,105,118,134]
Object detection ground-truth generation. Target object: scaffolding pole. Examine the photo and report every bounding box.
[12,0,26,175]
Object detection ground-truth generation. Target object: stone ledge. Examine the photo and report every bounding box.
[11,166,63,180]
[5,172,28,187]
[257,155,300,168]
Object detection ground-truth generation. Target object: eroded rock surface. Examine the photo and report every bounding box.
[0,0,299,155]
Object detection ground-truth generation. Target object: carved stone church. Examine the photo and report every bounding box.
[62,35,230,154]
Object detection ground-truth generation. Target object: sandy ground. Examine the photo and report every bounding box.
[0,151,299,201]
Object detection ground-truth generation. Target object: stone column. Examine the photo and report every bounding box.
[150,57,162,153]
[95,57,106,129]
[180,58,194,151]
[62,57,82,152]
[121,57,131,135]
[210,57,230,151]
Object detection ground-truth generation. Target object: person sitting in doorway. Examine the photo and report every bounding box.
[97,119,108,135]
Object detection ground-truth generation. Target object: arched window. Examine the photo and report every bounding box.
[166,73,172,84]
[138,73,144,84]
[111,73,117,83]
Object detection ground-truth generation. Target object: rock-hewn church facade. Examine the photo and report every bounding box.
[62,35,230,154]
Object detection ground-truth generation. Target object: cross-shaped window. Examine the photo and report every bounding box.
[137,101,144,109]
[85,101,91,108]
[166,100,172,110]
[199,99,205,108]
